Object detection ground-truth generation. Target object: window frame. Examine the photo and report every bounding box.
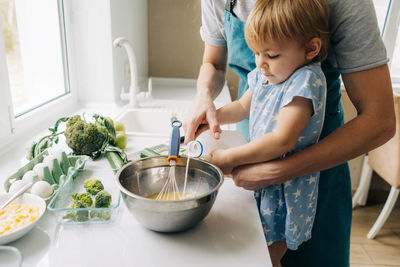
[382,0,400,84]
[0,0,79,150]
[0,24,14,144]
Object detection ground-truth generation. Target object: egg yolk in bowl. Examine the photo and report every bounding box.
[0,202,40,235]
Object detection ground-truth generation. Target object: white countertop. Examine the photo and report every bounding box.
[0,81,272,267]
[1,159,271,267]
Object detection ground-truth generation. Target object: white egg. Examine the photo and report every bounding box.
[32,162,47,180]
[31,181,53,198]
[22,170,38,186]
[9,180,27,194]
[43,155,57,171]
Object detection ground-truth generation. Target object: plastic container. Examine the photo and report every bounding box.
[188,130,248,159]
[47,167,121,224]
[4,150,89,203]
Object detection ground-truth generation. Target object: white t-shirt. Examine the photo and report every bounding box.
[200,0,388,74]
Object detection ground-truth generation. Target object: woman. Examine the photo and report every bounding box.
[183,0,396,266]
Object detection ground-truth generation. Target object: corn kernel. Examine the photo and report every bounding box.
[0,202,40,235]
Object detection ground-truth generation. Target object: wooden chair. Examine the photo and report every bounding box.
[352,92,399,239]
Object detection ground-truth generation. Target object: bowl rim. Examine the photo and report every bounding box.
[115,156,224,202]
[0,193,46,239]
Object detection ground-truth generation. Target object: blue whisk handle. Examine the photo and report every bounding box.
[168,120,182,162]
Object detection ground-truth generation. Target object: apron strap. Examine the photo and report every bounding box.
[225,0,237,14]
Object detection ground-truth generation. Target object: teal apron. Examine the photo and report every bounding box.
[224,1,352,266]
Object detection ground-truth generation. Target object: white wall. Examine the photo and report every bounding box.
[64,0,148,105]
[110,0,148,106]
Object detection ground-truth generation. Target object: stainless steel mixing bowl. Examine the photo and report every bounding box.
[115,156,224,232]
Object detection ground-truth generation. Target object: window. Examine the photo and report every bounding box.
[391,32,400,79]
[373,0,391,31]
[373,0,400,83]
[0,0,70,117]
[0,0,76,146]
[385,1,400,81]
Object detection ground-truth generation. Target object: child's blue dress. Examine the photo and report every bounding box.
[248,63,326,250]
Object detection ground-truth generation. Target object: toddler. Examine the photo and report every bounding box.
[209,0,329,266]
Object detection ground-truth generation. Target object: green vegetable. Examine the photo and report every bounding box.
[90,210,111,220]
[67,114,128,169]
[113,121,125,132]
[105,147,126,172]
[63,181,113,222]
[71,192,93,207]
[63,199,89,222]
[115,131,127,149]
[139,148,160,158]
[94,190,112,208]
[83,179,104,195]
[26,117,69,160]
[93,114,117,147]
[26,114,129,171]
[64,115,107,156]
[27,142,37,160]
[105,116,114,127]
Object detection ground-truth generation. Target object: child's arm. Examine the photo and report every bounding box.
[216,90,252,125]
[211,96,313,173]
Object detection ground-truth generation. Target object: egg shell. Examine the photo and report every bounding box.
[31,181,53,198]
[9,180,27,194]
[32,163,47,180]
[21,171,39,190]
[43,155,57,171]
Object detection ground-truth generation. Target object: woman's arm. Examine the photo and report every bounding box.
[211,97,313,174]
[183,43,227,142]
[231,64,396,190]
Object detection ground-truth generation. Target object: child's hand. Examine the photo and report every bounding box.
[210,148,234,175]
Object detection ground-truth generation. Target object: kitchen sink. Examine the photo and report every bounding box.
[115,100,191,137]
[117,109,171,136]
[115,100,189,160]
[114,77,232,137]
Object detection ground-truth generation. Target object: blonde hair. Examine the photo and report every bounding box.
[245,0,330,62]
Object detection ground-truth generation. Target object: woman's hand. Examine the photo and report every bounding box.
[210,148,234,175]
[183,44,228,144]
[183,92,221,143]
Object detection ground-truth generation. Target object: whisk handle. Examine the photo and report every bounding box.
[168,120,182,162]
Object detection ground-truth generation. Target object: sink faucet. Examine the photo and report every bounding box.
[113,37,140,108]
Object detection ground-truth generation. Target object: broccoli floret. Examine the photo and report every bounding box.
[94,115,116,146]
[71,192,93,207]
[83,179,104,195]
[90,210,111,221]
[63,199,89,222]
[66,115,82,128]
[70,192,78,200]
[63,183,112,222]
[64,115,107,156]
[94,190,112,208]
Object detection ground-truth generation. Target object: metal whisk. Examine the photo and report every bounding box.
[156,119,182,200]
